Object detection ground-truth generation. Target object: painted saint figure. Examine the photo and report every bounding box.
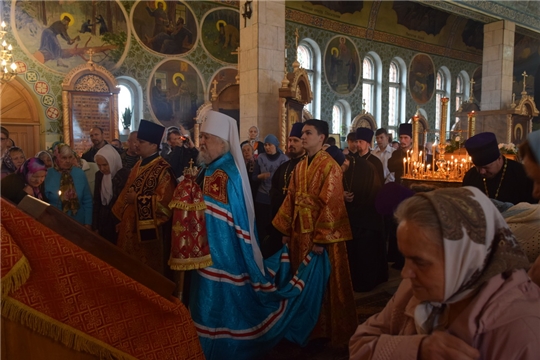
[38,16,79,67]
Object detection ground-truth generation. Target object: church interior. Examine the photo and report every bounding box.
[1,1,539,359]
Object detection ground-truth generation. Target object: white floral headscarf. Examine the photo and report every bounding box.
[413,186,529,334]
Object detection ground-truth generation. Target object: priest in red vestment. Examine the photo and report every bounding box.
[113,120,177,275]
[273,119,357,347]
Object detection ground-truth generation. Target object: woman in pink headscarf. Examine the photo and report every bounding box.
[1,157,48,204]
[350,186,539,360]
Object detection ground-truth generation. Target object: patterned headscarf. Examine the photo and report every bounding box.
[3,146,26,173]
[17,157,47,199]
[53,143,80,215]
[95,144,123,205]
[412,186,529,334]
[36,150,53,168]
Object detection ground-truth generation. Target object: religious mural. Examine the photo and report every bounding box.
[513,33,540,97]
[148,59,205,130]
[324,36,359,94]
[288,1,484,60]
[408,53,435,105]
[12,0,129,74]
[200,8,240,64]
[131,0,197,56]
[208,67,238,100]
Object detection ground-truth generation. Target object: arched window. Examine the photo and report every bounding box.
[455,73,464,126]
[388,57,407,135]
[118,85,133,130]
[332,100,351,136]
[298,39,321,119]
[297,44,313,115]
[435,70,446,138]
[117,76,143,132]
[362,56,374,115]
[388,61,399,128]
[332,104,342,134]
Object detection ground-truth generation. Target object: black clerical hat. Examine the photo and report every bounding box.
[289,122,303,138]
[325,145,345,166]
[138,120,165,145]
[464,132,500,166]
[399,123,412,137]
[355,127,374,143]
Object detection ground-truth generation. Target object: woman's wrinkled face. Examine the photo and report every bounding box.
[58,153,74,170]
[248,127,258,140]
[95,155,111,175]
[242,145,253,161]
[398,220,445,302]
[264,142,277,155]
[28,170,47,188]
[11,151,25,169]
[39,153,53,168]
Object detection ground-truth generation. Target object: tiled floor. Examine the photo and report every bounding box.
[262,265,403,359]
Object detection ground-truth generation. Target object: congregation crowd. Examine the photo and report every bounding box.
[1,113,539,359]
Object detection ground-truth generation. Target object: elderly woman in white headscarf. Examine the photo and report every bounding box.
[349,186,539,360]
[93,144,130,244]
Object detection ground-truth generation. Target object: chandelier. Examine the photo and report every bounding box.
[0,20,18,84]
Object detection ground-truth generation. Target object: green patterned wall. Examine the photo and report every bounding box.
[285,12,478,141]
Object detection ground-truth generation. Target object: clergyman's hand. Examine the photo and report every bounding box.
[125,188,136,204]
[312,244,324,255]
[419,331,480,360]
[344,191,354,203]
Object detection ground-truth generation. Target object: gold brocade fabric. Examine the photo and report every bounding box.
[112,157,176,274]
[273,150,356,346]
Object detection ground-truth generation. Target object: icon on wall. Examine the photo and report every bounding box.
[200,8,240,64]
[148,59,205,130]
[131,0,198,56]
[12,0,130,74]
[324,36,360,94]
[408,53,435,105]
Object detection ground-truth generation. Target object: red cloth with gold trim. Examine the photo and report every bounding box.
[1,198,204,360]
[203,169,228,204]
[169,165,212,270]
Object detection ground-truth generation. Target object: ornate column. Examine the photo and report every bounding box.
[239,0,286,139]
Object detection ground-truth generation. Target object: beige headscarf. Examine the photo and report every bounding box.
[95,144,123,205]
[413,186,529,334]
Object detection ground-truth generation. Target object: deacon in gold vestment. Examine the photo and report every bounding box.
[112,120,177,275]
[273,119,357,347]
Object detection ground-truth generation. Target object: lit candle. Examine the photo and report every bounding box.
[403,157,406,177]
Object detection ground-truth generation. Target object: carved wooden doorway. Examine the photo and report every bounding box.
[0,79,42,157]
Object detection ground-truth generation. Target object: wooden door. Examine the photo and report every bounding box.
[0,79,42,157]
